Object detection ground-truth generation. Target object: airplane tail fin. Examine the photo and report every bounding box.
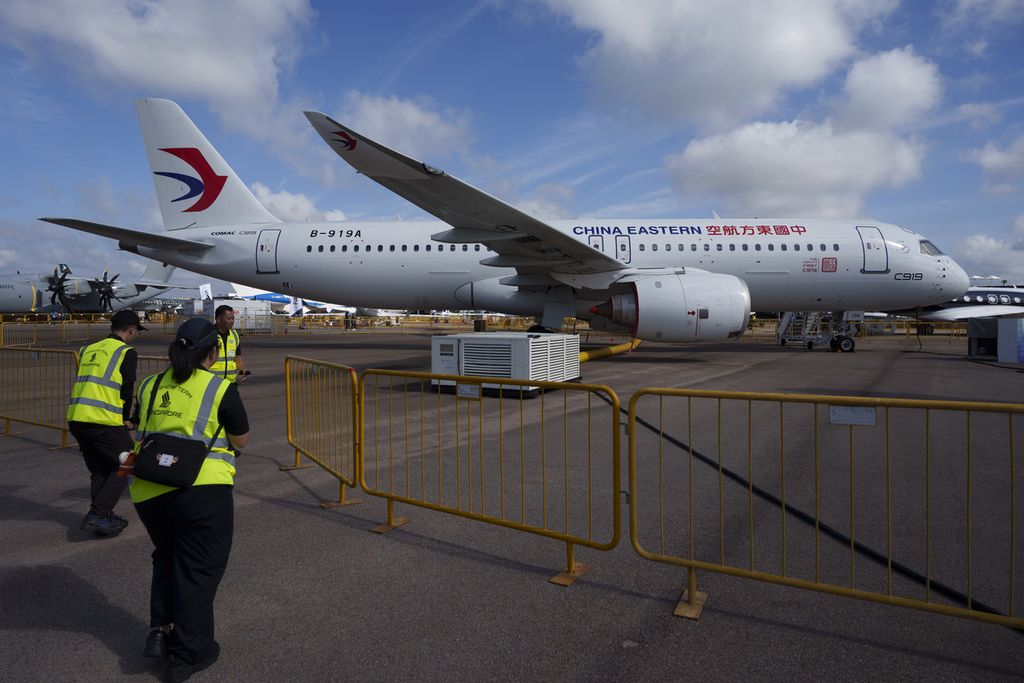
[139,259,176,284]
[135,98,280,230]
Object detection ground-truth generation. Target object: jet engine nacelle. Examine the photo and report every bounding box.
[591,272,750,342]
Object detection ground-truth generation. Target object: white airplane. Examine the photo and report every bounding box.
[888,286,1024,321]
[40,98,969,350]
[0,259,178,313]
[228,283,356,316]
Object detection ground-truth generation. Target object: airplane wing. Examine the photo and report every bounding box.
[917,305,1024,322]
[304,112,626,279]
[39,218,214,252]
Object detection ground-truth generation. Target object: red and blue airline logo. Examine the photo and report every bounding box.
[153,148,227,212]
[331,130,357,151]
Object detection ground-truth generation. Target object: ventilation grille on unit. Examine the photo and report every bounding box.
[462,342,513,378]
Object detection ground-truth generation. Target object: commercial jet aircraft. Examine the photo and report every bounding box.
[888,286,1024,321]
[228,283,356,316]
[0,259,178,313]
[41,99,970,349]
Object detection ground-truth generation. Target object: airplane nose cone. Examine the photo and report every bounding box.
[948,258,970,296]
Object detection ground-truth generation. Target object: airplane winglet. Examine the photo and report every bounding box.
[304,112,436,180]
[40,218,214,252]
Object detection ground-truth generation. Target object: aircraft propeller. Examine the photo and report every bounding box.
[93,270,123,312]
[46,265,74,312]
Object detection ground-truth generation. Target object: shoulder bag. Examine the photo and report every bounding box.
[132,370,224,488]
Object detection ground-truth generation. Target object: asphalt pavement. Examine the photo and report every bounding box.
[2,330,1023,682]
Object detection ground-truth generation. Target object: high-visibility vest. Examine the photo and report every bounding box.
[66,337,130,426]
[130,369,234,503]
[210,329,240,382]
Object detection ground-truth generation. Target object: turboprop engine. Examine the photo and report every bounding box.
[590,271,750,342]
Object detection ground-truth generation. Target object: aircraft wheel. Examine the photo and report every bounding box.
[829,337,841,352]
[779,339,787,346]
[806,341,814,351]
[838,336,856,353]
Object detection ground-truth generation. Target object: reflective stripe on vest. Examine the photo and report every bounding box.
[210,329,239,382]
[135,368,234,479]
[67,338,129,425]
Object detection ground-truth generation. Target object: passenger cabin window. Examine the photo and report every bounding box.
[742,244,749,251]
[330,245,336,252]
[691,244,697,251]
[306,245,312,253]
[390,245,396,252]
[639,244,646,251]
[378,245,384,252]
[729,244,735,251]
[342,245,348,252]
[794,244,800,251]
[703,244,710,251]
[780,244,787,251]
[832,243,839,251]
[755,244,762,251]
[318,245,324,252]
[413,245,419,252]
[767,244,774,251]
[652,244,658,252]
[716,244,723,251]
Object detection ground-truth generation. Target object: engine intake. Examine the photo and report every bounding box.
[590,272,750,342]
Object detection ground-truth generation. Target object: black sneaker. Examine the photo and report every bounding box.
[79,512,128,537]
[144,628,168,658]
[164,641,219,683]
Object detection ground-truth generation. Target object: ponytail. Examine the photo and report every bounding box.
[167,339,217,383]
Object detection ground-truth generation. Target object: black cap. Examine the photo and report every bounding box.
[111,309,147,331]
[175,317,218,349]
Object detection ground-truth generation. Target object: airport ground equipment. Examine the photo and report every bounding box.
[778,311,861,351]
[431,332,580,392]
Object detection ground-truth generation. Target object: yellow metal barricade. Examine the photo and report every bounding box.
[628,388,1024,628]
[284,356,360,508]
[0,347,79,447]
[136,355,168,381]
[359,370,621,584]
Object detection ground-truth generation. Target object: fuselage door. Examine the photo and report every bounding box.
[614,234,632,264]
[256,229,281,274]
[588,235,605,254]
[856,226,888,274]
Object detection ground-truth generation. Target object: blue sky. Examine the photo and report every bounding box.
[1,0,1023,293]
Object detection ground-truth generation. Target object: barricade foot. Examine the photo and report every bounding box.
[320,498,363,509]
[279,463,313,472]
[371,517,408,534]
[549,563,589,587]
[673,589,708,619]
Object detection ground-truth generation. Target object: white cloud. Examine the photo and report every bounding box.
[336,92,474,163]
[539,0,896,128]
[250,182,345,222]
[942,0,1024,29]
[839,47,942,130]
[966,133,1024,193]
[0,1,312,107]
[953,231,1024,283]
[666,120,923,216]
[0,0,321,178]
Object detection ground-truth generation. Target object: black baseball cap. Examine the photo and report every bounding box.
[111,309,147,331]
[175,317,219,349]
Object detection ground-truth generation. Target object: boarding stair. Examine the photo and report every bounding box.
[778,311,861,351]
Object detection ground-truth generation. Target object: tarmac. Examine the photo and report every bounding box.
[3,330,1024,682]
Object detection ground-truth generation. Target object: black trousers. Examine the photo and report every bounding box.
[135,485,234,664]
[68,421,133,516]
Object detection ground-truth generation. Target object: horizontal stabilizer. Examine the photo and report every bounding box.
[39,218,214,252]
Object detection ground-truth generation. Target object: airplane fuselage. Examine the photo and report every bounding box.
[132,218,965,316]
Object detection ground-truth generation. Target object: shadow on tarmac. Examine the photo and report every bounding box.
[0,565,152,676]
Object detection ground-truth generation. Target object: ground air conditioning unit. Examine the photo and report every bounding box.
[431,332,580,393]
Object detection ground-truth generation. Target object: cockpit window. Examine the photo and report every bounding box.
[919,240,943,256]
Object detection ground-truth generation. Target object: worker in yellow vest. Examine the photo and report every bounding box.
[131,317,249,678]
[66,309,146,536]
[210,305,249,383]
